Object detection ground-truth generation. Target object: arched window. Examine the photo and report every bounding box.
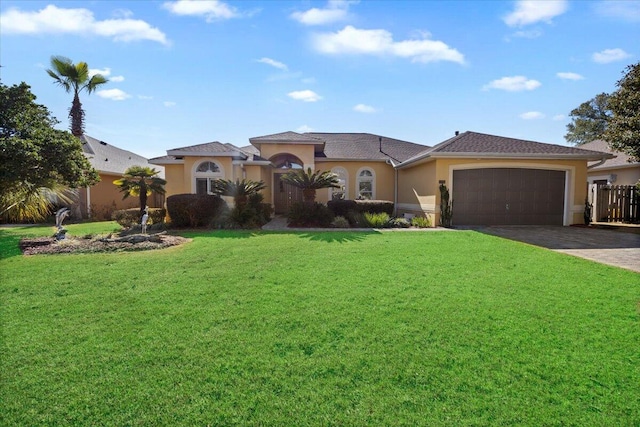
[357,168,375,200]
[330,167,348,200]
[194,160,223,195]
[270,153,303,170]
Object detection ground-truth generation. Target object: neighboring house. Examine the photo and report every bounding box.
[78,135,165,219]
[150,131,612,226]
[580,140,640,186]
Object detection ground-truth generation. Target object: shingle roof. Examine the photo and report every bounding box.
[249,131,324,143]
[167,141,243,155]
[81,135,164,177]
[400,131,614,167]
[580,140,638,169]
[306,133,428,162]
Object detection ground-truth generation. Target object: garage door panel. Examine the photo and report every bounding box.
[453,168,565,226]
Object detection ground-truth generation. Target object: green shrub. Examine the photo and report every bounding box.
[346,210,367,227]
[355,200,394,215]
[287,202,334,227]
[411,216,431,228]
[327,199,358,217]
[331,216,350,228]
[220,192,273,229]
[111,208,166,227]
[389,217,411,228]
[166,194,228,228]
[364,212,391,228]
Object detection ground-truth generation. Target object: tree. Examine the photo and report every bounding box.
[564,93,611,145]
[281,168,340,204]
[211,179,266,209]
[113,166,166,214]
[604,62,640,161]
[0,82,99,221]
[46,56,108,136]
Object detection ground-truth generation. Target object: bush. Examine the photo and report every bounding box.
[328,199,394,216]
[287,202,334,227]
[331,216,350,228]
[166,194,228,228]
[112,208,166,227]
[389,217,411,228]
[221,192,272,229]
[346,210,367,227]
[364,212,391,228]
[411,216,432,228]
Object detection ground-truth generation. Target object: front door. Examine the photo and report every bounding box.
[273,173,303,214]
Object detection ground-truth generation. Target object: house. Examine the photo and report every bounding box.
[580,140,640,186]
[150,131,612,226]
[78,135,165,219]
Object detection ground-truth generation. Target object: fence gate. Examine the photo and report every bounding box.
[591,184,639,223]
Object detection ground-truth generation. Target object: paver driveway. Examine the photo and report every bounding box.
[472,226,640,273]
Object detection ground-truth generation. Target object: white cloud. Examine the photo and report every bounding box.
[290,0,355,26]
[297,125,315,133]
[592,48,632,64]
[164,101,177,107]
[594,0,640,22]
[89,67,125,82]
[557,72,584,80]
[353,104,377,113]
[520,111,545,120]
[257,57,288,71]
[0,5,168,45]
[483,76,541,91]
[553,114,565,121]
[288,90,322,102]
[313,25,465,64]
[163,0,238,21]
[97,88,131,101]
[503,0,568,27]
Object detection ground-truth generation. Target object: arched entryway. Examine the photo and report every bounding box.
[271,153,304,214]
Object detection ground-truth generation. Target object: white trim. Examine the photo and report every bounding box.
[86,186,91,218]
[356,167,376,200]
[191,158,225,193]
[448,162,576,226]
[330,166,349,200]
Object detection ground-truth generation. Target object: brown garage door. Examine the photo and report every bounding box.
[452,168,565,226]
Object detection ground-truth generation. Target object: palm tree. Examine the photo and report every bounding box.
[281,168,340,204]
[46,56,108,136]
[113,166,166,214]
[0,183,72,223]
[211,178,266,208]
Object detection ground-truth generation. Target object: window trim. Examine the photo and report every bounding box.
[192,159,224,194]
[330,166,349,200]
[356,167,375,200]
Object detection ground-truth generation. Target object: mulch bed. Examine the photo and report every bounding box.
[20,233,191,256]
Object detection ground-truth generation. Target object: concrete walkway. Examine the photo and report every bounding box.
[473,226,640,273]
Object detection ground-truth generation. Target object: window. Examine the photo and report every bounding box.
[330,167,348,200]
[194,160,223,195]
[270,153,303,169]
[357,168,375,200]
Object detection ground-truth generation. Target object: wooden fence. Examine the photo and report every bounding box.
[591,184,639,223]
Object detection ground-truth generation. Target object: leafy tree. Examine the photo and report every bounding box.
[46,56,108,136]
[113,166,166,214]
[0,82,99,221]
[281,168,340,204]
[211,178,266,209]
[564,93,611,145]
[604,62,640,161]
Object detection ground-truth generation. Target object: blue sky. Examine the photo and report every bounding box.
[1,0,638,158]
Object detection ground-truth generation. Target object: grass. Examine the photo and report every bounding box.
[1,222,639,425]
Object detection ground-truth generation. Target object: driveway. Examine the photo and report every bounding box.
[471,226,640,273]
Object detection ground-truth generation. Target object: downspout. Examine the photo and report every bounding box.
[86,186,91,219]
[587,157,607,169]
[386,159,398,216]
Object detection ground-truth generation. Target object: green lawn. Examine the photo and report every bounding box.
[1,223,639,426]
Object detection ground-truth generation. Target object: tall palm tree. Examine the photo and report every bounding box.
[281,168,340,204]
[46,56,108,136]
[113,166,166,214]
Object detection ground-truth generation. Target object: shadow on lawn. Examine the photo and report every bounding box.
[294,231,378,243]
[0,229,23,260]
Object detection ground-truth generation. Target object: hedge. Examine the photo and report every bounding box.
[112,208,166,227]
[166,194,228,228]
[328,199,394,216]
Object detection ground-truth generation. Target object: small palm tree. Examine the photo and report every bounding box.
[113,166,166,214]
[47,56,109,136]
[211,179,266,208]
[281,168,340,204]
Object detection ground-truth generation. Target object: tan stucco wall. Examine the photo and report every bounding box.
[588,166,640,186]
[315,161,396,203]
[398,158,589,226]
[87,172,163,219]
